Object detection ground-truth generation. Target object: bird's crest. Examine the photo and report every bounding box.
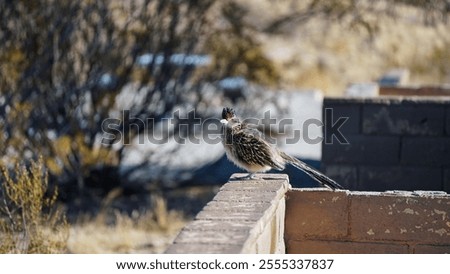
[222,107,236,121]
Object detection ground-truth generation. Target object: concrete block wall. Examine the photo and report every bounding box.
[322,97,450,192]
[166,174,450,254]
[165,174,290,254]
[285,188,450,254]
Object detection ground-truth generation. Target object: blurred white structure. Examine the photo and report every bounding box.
[345,82,379,97]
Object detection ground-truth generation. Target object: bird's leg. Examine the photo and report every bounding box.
[239,173,258,180]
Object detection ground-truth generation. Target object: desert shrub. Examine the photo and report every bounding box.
[0,158,68,253]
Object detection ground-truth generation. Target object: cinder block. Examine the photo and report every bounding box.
[284,189,349,240]
[362,104,445,136]
[414,244,450,254]
[174,228,250,245]
[201,200,272,214]
[322,135,400,165]
[286,239,409,254]
[349,192,450,244]
[229,173,290,182]
[358,166,442,191]
[226,174,290,192]
[446,107,450,135]
[183,219,256,231]
[401,137,450,167]
[165,243,243,254]
[272,198,287,254]
[195,206,264,221]
[444,169,450,193]
[243,197,287,254]
[167,173,290,254]
[221,178,290,192]
[212,190,281,203]
[322,103,361,135]
[322,164,357,190]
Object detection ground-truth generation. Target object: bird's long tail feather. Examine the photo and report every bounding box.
[279,151,343,190]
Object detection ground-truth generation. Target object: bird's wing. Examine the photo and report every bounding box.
[231,128,285,170]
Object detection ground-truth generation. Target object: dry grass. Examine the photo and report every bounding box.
[67,194,187,254]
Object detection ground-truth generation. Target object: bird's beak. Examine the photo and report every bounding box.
[220,119,228,124]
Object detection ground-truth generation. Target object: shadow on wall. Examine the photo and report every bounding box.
[322,96,450,193]
[186,155,324,188]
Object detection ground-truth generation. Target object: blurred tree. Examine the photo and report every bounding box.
[205,1,281,86]
[264,0,450,35]
[0,0,217,198]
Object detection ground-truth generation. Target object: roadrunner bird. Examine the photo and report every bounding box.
[220,107,343,189]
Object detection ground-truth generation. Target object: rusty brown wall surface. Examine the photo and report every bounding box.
[285,188,450,254]
[379,86,450,97]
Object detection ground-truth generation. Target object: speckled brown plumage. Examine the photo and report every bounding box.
[220,107,343,189]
